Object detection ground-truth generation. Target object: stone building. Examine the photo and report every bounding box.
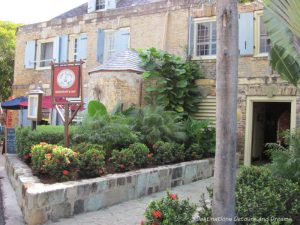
[12,0,300,165]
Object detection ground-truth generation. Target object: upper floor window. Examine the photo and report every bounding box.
[196,21,217,56]
[69,35,79,62]
[96,0,105,10]
[259,16,270,54]
[39,42,53,67]
[254,11,270,56]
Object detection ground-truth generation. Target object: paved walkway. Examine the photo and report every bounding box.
[47,177,213,225]
[0,147,25,225]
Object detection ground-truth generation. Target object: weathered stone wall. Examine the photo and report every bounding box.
[5,154,214,225]
[88,72,143,111]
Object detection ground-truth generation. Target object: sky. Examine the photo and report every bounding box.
[0,0,87,24]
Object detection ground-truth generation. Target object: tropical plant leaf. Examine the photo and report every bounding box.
[263,0,300,64]
[87,100,108,117]
[269,45,300,86]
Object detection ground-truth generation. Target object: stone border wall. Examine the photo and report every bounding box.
[5,154,214,225]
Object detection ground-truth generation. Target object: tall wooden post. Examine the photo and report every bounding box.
[64,104,70,148]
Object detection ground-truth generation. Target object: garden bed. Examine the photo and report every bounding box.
[5,154,214,225]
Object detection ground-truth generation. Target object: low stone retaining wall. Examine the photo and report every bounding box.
[5,154,214,225]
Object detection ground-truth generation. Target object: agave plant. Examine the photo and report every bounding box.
[263,0,300,86]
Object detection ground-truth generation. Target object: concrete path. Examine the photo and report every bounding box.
[0,147,25,225]
[46,177,213,225]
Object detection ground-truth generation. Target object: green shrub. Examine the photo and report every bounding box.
[110,143,150,172]
[185,118,215,160]
[73,142,104,154]
[266,131,300,183]
[129,143,150,168]
[16,126,66,162]
[110,148,135,172]
[139,48,203,116]
[142,192,196,225]
[72,115,139,151]
[198,167,300,225]
[79,148,106,178]
[153,141,185,165]
[127,106,186,145]
[31,143,80,182]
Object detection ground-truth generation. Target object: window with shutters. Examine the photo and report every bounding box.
[69,35,79,61]
[254,11,270,56]
[96,0,105,10]
[36,38,55,69]
[103,28,130,62]
[193,17,217,59]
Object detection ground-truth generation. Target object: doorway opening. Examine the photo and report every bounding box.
[251,102,291,164]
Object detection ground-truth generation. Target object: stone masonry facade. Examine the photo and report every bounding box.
[12,0,300,159]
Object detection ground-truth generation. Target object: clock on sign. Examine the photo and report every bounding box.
[52,65,80,97]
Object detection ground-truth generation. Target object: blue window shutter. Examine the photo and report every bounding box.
[59,35,68,62]
[115,28,130,54]
[97,29,105,63]
[88,0,96,13]
[239,12,254,55]
[78,33,88,60]
[188,16,194,57]
[24,40,36,68]
[53,36,60,62]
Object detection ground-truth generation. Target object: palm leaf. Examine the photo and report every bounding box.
[264,0,300,62]
[269,45,300,86]
[263,0,300,85]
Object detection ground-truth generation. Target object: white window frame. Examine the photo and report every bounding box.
[96,0,106,10]
[193,17,217,60]
[68,34,79,62]
[36,38,55,70]
[104,30,116,61]
[254,11,269,57]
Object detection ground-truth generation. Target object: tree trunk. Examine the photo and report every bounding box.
[212,0,238,224]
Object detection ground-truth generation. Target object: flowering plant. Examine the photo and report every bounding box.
[143,192,196,225]
[31,143,80,181]
[78,147,106,178]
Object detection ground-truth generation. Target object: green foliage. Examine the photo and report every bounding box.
[127,106,186,145]
[129,143,150,168]
[143,192,196,225]
[184,118,216,160]
[31,143,80,182]
[16,126,66,162]
[110,148,136,172]
[153,141,185,165]
[72,142,103,154]
[72,115,139,150]
[78,147,106,178]
[110,143,150,172]
[263,0,300,86]
[139,48,203,115]
[0,21,20,101]
[235,167,299,224]
[197,167,300,225]
[87,100,108,117]
[266,131,300,183]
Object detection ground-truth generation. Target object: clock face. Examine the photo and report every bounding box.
[57,69,76,89]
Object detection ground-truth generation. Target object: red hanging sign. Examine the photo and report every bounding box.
[52,65,80,97]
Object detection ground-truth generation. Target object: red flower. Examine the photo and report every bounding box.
[169,193,177,200]
[120,164,125,169]
[55,159,60,163]
[63,170,69,175]
[24,154,30,159]
[46,153,52,158]
[29,153,32,157]
[61,152,65,155]
[140,220,145,225]
[152,210,162,218]
[147,153,153,159]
